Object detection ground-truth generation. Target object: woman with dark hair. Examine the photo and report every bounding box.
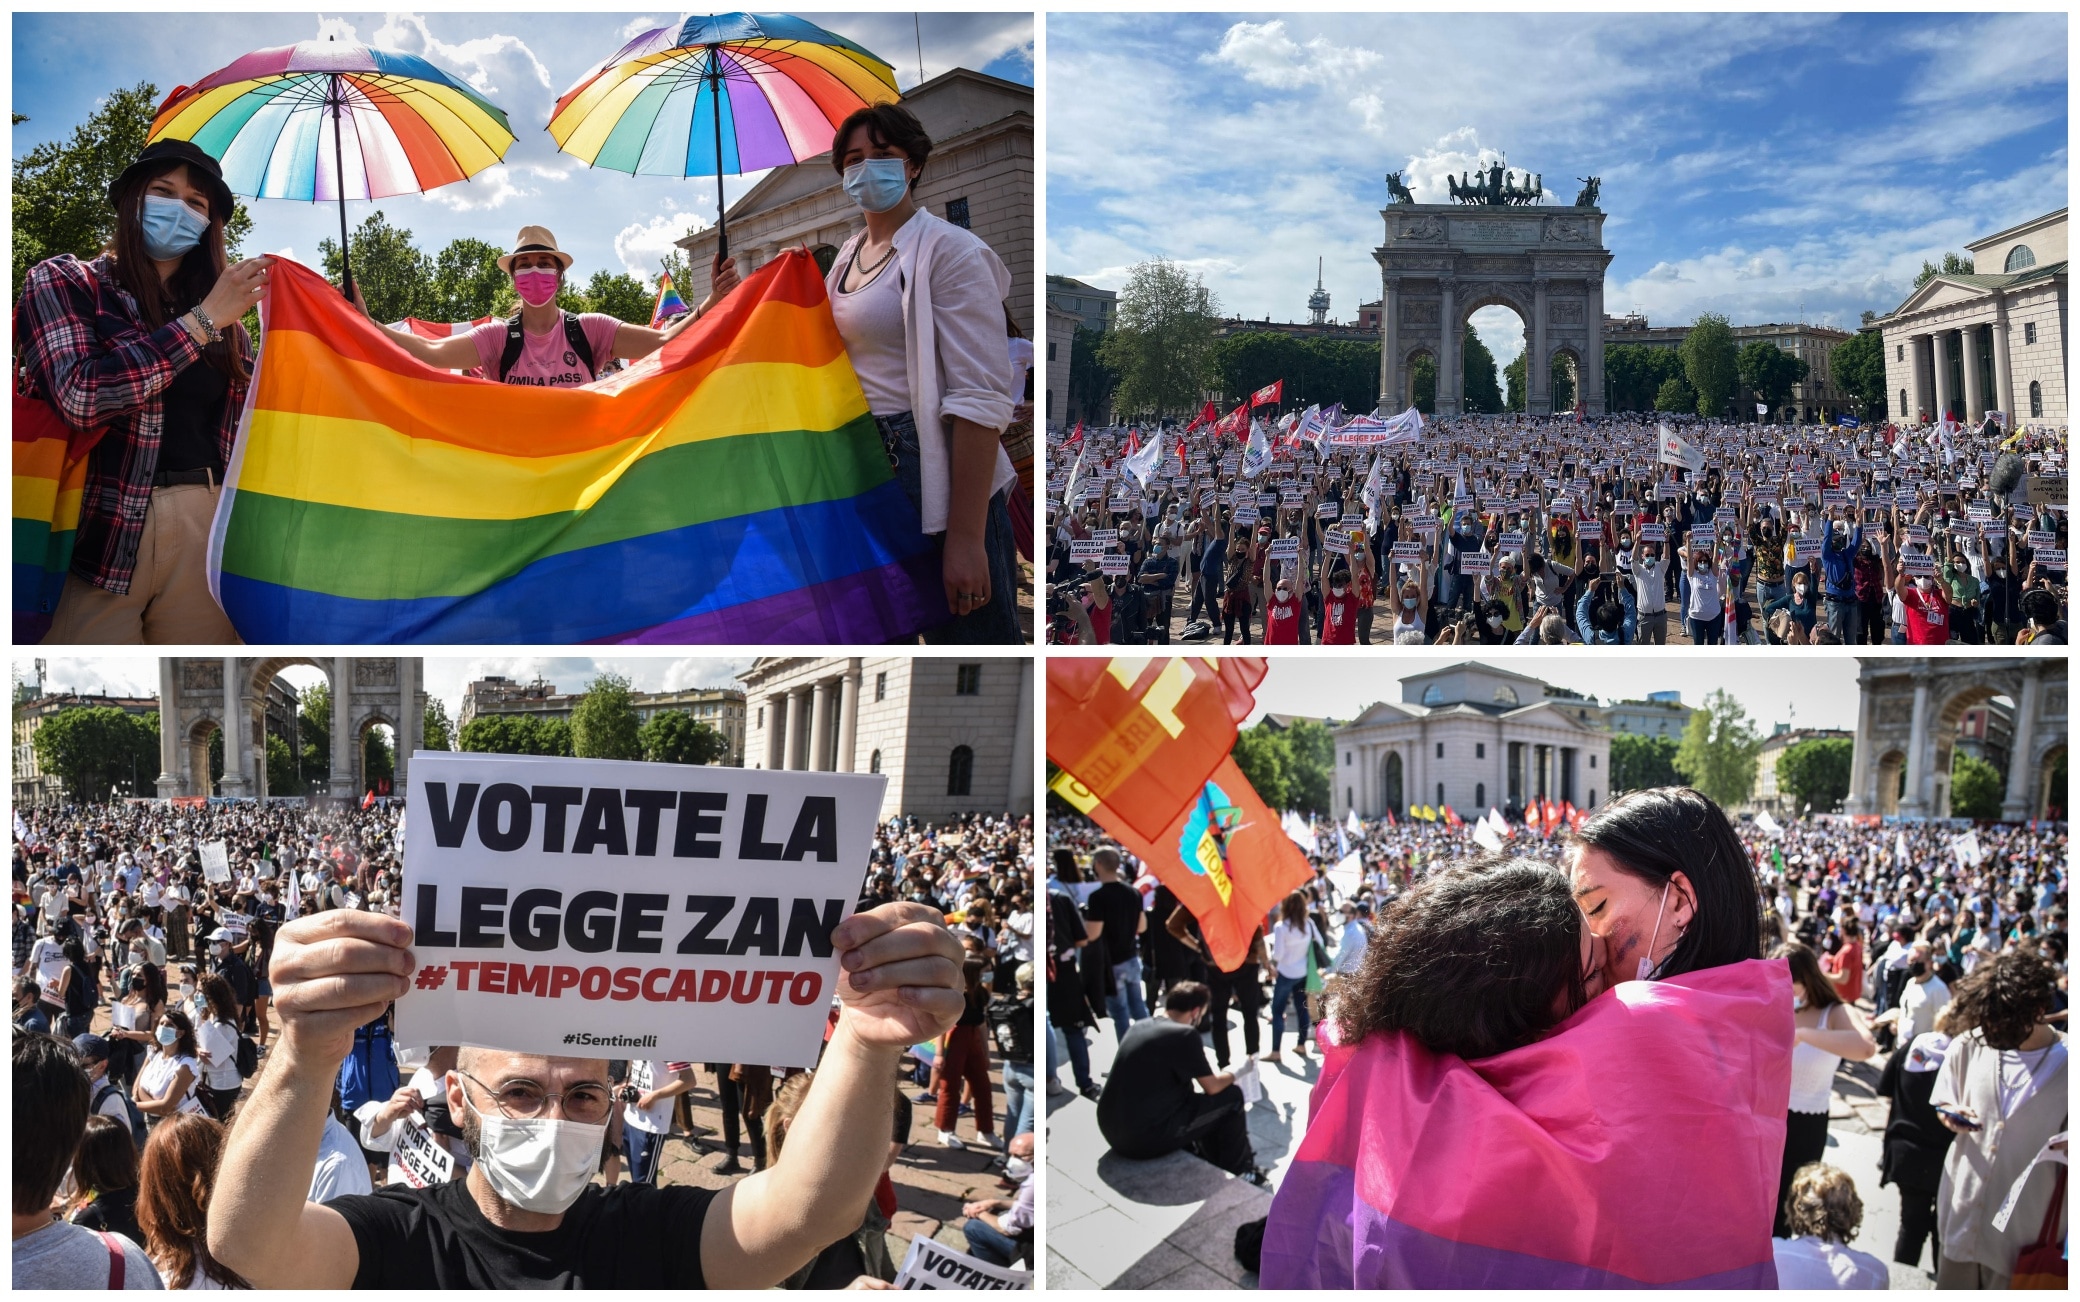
[1772,941,1878,1237]
[1263,890,1322,1063]
[55,936,96,1036]
[15,140,272,643]
[67,1114,146,1246]
[1568,785,1765,987]
[132,1007,205,1126]
[194,973,244,1121]
[821,102,1022,643]
[137,1112,248,1289]
[933,939,1000,1151]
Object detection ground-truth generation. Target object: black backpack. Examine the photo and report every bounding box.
[93,1080,149,1152]
[236,1032,259,1079]
[987,994,1034,1064]
[498,311,596,384]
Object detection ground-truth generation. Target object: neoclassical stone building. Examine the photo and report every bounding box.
[738,657,1032,820]
[154,657,424,801]
[1844,657,2065,821]
[1333,662,1611,820]
[1877,208,2066,425]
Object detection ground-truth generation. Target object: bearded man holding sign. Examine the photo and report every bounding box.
[206,861,963,1284]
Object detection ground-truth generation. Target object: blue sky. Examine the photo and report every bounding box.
[16,11,1031,288]
[1048,12,2067,369]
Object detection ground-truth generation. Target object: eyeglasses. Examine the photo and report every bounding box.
[459,1070,614,1123]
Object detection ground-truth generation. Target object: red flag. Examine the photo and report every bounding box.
[1251,379,1284,407]
[1053,757,1311,971]
[1185,400,1218,433]
[1067,422,1085,448]
[1047,658,1267,842]
[1384,806,1397,828]
[1122,430,1139,458]
[1215,402,1251,437]
[1175,437,1188,469]
[1443,806,1462,828]
[361,789,375,810]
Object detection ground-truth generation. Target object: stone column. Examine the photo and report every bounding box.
[1585,276,1606,415]
[1530,277,1550,415]
[1437,277,1459,416]
[808,678,834,772]
[395,658,416,798]
[2000,665,2043,821]
[1931,331,1953,422]
[1379,275,1401,411]
[836,660,862,774]
[1992,297,2016,422]
[1899,672,1932,817]
[1008,658,1033,813]
[219,658,249,797]
[155,660,181,798]
[1906,335,1928,423]
[1961,324,1985,420]
[763,694,786,770]
[332,658,353,800]
[1844,676,1876,815]
[781,687,807,770]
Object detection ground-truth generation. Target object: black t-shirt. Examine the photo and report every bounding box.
[1096,1018,1212,1152]
[156,353,230,474]
[331,1173,716,1288]
[1081,881,1142,968]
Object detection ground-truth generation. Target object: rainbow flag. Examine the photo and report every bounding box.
[1262,959,1792,1289]
[13,392,106,642]
[651,272,691,327]
[208,251,945,643]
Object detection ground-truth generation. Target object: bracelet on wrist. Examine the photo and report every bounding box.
[189,306,221,344]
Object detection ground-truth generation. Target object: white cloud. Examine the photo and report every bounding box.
[1735,256,1777,280]
[660,658,753,691]
[1641,261,1690,283]
[1207,20,1383,89]
[618,15,660,42]
[313,15,358,43]
[17,657,160,699]
[424,167,532,213]
[615,206,712,280]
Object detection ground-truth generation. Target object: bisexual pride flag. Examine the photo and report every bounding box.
[208,251,944,643]
[1262,958,1793,1289]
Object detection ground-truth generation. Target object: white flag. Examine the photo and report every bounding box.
[1241,420,1274,478]
[1122,430,1164,489]
[285,857,303,914]
[1328,850,1364,899]
[1657,423,1707,472]
[1345,808,1362,835]
[1283,810,1314,849]
[1755,403,1768,417]
[1953,828,1984,868]
[1895,831,1911,865]
[1472,816,1505,852]
[1754,811,1783,838]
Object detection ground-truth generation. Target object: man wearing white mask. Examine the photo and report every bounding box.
[207,902,965,1288]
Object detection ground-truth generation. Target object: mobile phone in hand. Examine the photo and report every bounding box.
[1933,1105,1982,1132]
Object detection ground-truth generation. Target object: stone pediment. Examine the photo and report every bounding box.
[1888,275,1995,319]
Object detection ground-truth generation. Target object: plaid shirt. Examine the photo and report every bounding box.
[15,254,248,595]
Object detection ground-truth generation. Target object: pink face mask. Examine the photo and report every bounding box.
[513,268,560,307]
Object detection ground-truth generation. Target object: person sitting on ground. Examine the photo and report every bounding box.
[1095,980,1266,1186]
[960,1131,1035,1268]
[12,1032,161,1287]
[1769,1162,1889,1289]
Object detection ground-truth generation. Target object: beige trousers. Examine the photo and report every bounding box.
[45,482,241,644]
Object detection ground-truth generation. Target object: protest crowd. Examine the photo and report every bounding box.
[1044,409,2067,648]
[14,797,1037,1288]
[1047,799,2066,1288]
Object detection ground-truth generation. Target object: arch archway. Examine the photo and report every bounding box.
[1402,345,1439,415]
[1929,684,2004,817]
[186,718,223,798]
[244,657,331,802]
[1381,751,1404,816]
[358,716,399,797]
[2037,744,2067,819]
[1873,749,1906,817]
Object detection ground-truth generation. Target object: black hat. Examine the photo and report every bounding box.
[109,140,235,221]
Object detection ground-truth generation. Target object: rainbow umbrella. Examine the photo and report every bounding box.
[149,36,515,296]
[548,13,900,258]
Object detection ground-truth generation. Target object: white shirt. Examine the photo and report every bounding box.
[196,1018,242,1092]
[1268,919,1319,980]
[1897,974,1950,1043]
[136,1051,205,1116]
[829,247,909,416]
[1771,1235,1888,1289]
[1332,919,1370,975]
[622,1059,682,1134]
[308,1112,374,1203]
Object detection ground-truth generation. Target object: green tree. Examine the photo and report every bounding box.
[570,672,642,760]
[1230,725,1290,812]
[458,713,572,757]
[423,236,509,324]
[1096,259,1221,419]
[1609,732,1682,793]
[1504,352,1527,411]
[1949,753,2003,820]
[1679,313,1739,419]
[1775,737,1854,814]
[1411,353,1437,413]
[1605,344,1686,413]
[422,698,454,753]
[1737,339,1808,416]
[1672,688,1763,810]
[1209,331,1380,414]
[1550,353,1576,413]
[640,711,727,766]
[209,727,224,790]
[1655,374,1698,414]
[1067,325,1119,425]
[579,269,655,325]
[1831,329,1889,417]
[298,682,332,788]
[1913,252,1974,289]
[1461,325,1502,414]
[1279,720,1337,815]
[266,733,301,798]
[363,729,395,793]
[33,706,160,801]
[318,211,431,324]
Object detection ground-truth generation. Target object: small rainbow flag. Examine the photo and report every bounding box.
[207,251,945,643]
[651,272,690,328]
[13,393,106,642]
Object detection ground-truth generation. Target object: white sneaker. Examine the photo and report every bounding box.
[938,1130,967,1149]
[977,1132,1007,1151]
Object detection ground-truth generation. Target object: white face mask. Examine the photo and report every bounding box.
[1637,881,1675,982]
[459,1078,606,1214]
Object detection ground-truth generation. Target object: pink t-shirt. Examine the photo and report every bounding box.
[468,313,623,387]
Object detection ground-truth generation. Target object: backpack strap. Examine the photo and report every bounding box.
[562,311,597,380]
[100,1230,125,1289]
[497,314,526,383]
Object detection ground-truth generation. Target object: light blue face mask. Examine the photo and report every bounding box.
[141,195,211,261]
[841,157,911,214]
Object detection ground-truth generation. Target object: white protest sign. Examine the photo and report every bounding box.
[2036,548,2067,571]
[200,841,232,884]
[1267,538,1301,562]
[893,1237,1032,1291]
[395,752,883,1067]
[1459,551,1494,576]
[394,1117,457,1188]
[1099,554,1130,575]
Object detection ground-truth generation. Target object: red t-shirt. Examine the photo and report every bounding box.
[1265,592,1302,643]
[1082,595,1111,645]
[1902,584,1950,645]
[1824,939,1864,1003]
[1322,591,1359,644]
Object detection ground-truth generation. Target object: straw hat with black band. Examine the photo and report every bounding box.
[497,226,575,274]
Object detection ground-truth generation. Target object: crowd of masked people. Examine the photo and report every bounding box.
[15,802,1036,1287]
[1046,807,2065,1288]
[1044,414,2067,648]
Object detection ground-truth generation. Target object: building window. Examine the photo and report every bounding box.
[874,672,886,702]
[756,706,763,728]
[1589,754,1596,769]
[1346,787,1353,809]
[2025,321,2037,345]
[1896,343,1903,361]
[1436,783,1445,808]
[1046,341,1057,361]
[1345,752,1352,765]
[1493,686,1518,705]
[1422,684,1444,705]
[1476,742,1486,759]
[956,664,982,696]
[944,197,970,229]
[1435,742,1444,759]
[869,749,881,774]
[2006,245,2037,272]
[1589,789,1597,807]
[1475,783,1485,808]
[947,746,973,797]
[1899,389,1908,416]
[2030,381,2043,418]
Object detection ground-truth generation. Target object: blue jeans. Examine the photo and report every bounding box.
[1056,1019,1094,1091]
[1825,595,1860,644]
[1756,579,1786,612]
[1270,973,1310,1052]
[1688,612,1724,645]
[963,1216,1021,1267]
[623,1125,666,1184]
[1108,957,1149,1043]
[879,411,1023,644]
[1004,1059,1035,1138]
